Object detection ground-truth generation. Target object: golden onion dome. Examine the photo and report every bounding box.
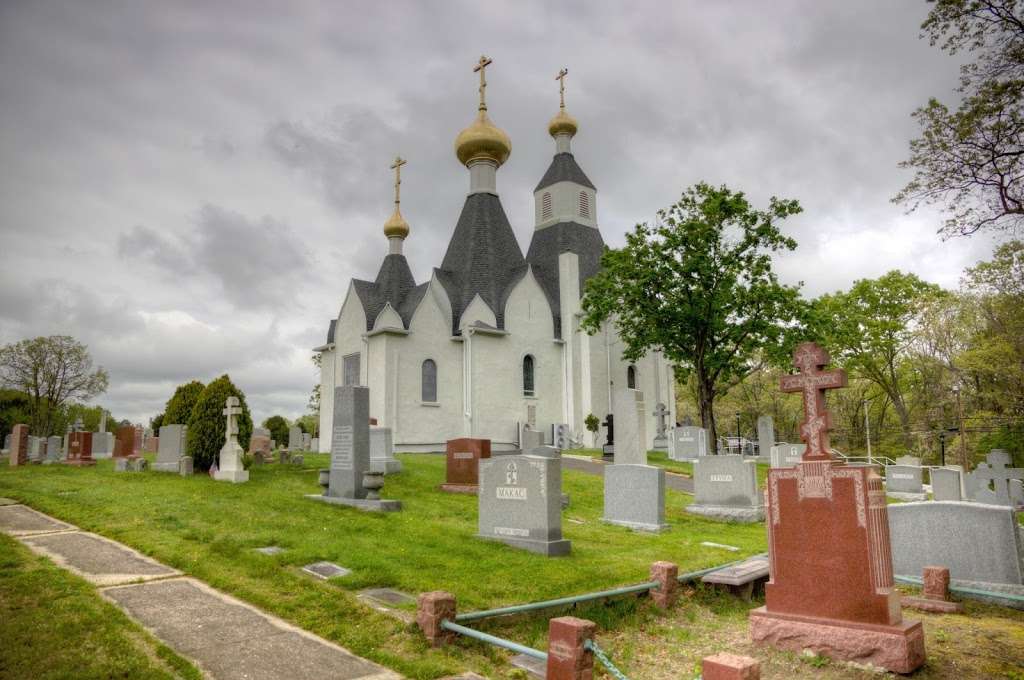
[548,108,578,138]
[383,207,409,239]
[454,109,512,167]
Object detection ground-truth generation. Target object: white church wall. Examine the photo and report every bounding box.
[317,349,335,452]
[533,181,597,230]
[319,286,368,452]
[372,303,404,331]
[459,293,497,331]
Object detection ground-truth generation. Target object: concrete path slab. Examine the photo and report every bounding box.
[105,578,400,680]
[0,503,76,535]
[21,531,180,586]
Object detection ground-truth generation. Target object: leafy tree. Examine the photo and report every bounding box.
[150,412,165,431]
[812,271,945,448]
[309,352,322,422]
[262,415,289,446]
[0,335,108,436]
[185,375,252,471]
[164,380,205,425]
[296,414,318,436]
[895,0,1024,236]
[581,182,806,448]
[0,389,31,442]
[52,404,116,436]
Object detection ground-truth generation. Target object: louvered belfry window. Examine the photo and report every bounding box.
[579,191,590,218]
[542,192,552,220]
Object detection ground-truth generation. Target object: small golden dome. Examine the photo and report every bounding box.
[383,207,409,239]
[548,109,578,138]
[454,110,512,167]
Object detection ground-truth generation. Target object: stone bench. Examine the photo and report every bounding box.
[701,556,770,600]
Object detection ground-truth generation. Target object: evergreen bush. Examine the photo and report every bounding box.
[164,380,205,425]
[185,375,252,471]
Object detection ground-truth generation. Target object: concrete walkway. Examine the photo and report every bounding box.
[562,454,695,493]
[0,501,401,680]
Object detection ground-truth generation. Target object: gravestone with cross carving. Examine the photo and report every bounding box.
[652,402,670,450]
[749,342,925,673]
[213,396,248,483]
[966,449,1024,507]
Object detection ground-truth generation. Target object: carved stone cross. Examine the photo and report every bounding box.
[652,402,670,438]
[223,396,242,445]
[780,342,847,461]
[473,55,492,110]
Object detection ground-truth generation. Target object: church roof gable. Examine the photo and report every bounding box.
[534,152,596,192]
[351,253,420,331]
[525,221,606,339]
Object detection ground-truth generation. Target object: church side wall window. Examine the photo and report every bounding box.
[421,359,437,403]
[541,192,552,220]
[523,354,535,397]
[627,365,637,390]
[579,191,590,219]
[343,353,361,386]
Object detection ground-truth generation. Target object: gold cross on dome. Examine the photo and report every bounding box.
[390,156,406,205]
[473,55,492,110]
[556,67,568,109]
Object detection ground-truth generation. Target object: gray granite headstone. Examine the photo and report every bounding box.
[612,388,646,465]
[888,501,1024,586]
[930,466,963,502]
[311,437,319,452]
[302,432,312,451]
[327,386,369,499]
[966,449,1024,507]
[521,428,544,450]
[670,426,707,460]
[756,415,774,460]
[651,402,670,450]
[179,456,193,476]
[288,426,303,451]
[885,464,926,500]
[154,424,188,472]
[769,443,805,468]
[92,431,115,459]
[603,464,667,532]
[3,434,10,451]
[478,451,570,556]
[28,437,43,463]
[895,455,922,466]
[46,436,62,462]
[369,427,402,474]
[685,454,764,522]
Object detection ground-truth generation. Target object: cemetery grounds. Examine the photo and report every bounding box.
[1,453,1022,679]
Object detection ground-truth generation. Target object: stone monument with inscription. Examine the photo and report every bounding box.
[966,450,1024,507]
[686,454,764,522]
[370,427,402,474]
[929,466,963,502]
[46,435,62,463]
[769,443,805,468]
[65,430,95,466]
[478,450,570,556]
[749,342,925,674]
[885,462,926,501]
[670,425,707,460]
[8,424,28,466]
[288,426,303,452]
[652,402,670,451]
[441,437,491,493]
[213,397,248,483]
[154,424,188,472]
[602,388,667,532]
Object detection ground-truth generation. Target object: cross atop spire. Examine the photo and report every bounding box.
[390,155,406,207]
[780,342,847,461]
[556,67,568,110]
[473,55,492,111]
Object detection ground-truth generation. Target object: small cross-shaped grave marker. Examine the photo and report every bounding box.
[652,402,670,438]
[223,396,242,446]
[779,342,847,461]
[969,449,1024,505]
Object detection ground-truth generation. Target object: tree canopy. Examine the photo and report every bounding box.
[164,380,205,426]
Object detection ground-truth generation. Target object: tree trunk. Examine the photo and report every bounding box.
[892,394,913,451]
[697,374,718,453]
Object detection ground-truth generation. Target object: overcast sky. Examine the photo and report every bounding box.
[0,1,1007,426]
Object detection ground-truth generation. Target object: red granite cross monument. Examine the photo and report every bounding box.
[749,342,925,673]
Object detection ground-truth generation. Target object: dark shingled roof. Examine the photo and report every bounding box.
[352,253,420,331]
[534,152,595,192]
[437,192,527,334]
[326,319,337,344]
[525,221,606,339]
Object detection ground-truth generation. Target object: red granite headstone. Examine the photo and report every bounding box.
[749,343,925,674]
[66,431,95,466]
[8,424,29,467]
[440,437,491,494]
[115,426,136,459]
[902,566,963,614]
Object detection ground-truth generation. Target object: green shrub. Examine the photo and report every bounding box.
[584,413,600,433]
[185,375,252,471]
[262,415,289,445]
[164,380,205,425]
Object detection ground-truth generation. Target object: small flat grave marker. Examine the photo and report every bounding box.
[255,546,284,555]
[301,561,351,580]
[701,541,740,552]
[359,588,416,607]
[702,556,771,600]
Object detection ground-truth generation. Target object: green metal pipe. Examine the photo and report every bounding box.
[894,575,1024,603]
[441,620,548,661]
[454,581,659,622]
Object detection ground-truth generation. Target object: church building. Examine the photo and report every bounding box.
[315,58,676,452]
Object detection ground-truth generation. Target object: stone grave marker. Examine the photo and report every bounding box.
[520,427,544,449]
[27,436,44,463]
[288,426,303,451]
[670,425,707,460]
[702,556,771,600]
[885,463,926,501]
[600,413,614,459]
[4,433,11,451]
[603,388,667,532]
[8,424,28,467]
[756,415,774,460]
[302,561,351,579]
[478,450,571,556]
[179,456,193,476]
[46,435,62,463]
[255,546,284,555]
[302,432,312,450]
[369,427,402,474]
[888,501,1023,588]
[749,342,924,674]
[154,424,188,472]
[966,449,1024,507]
[652,402,670,450]
[930,466,963,502]
[212,397,248,483]
[685,454,764,522]
[115,425,137,459]
[92,431,115,458]
[441,437,491,493]
[248,431,272,463]
[311,437,319,452]
[769,442,805,468]
[65,431,94,466]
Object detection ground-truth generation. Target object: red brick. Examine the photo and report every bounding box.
[702,653,760,680]
[546,616,595,680]
[649,561,678,608]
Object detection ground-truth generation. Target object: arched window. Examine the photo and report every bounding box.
[627,365,637,390]
[421,359,437,402]
[523,355,535,397]
[541,192,552,220]
[579,191,590,219]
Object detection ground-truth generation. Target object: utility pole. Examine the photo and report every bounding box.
[952,385,968,471]
[939,431,946,467]
[863,399,872,466]
[735,412,741,454]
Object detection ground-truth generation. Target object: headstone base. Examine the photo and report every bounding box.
[602,464,668,532]
[477,533,571,556]
[440,483,478,495]
[886,491,928,502]
[213,469,249,483]
[684,503,765,524]
[652,436,668,451]
[305,494,401,512]
[63,459,96,467]
[153,462,179,472]
[749,607,925,674]
[179,457,193,476]
[370,459,403,474]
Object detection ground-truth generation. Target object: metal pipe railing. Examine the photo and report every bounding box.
[894,575,1024,603]
[441,620,548,660]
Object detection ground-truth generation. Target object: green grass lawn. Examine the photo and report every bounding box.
[0,453,766,679]
[0,532,202,680]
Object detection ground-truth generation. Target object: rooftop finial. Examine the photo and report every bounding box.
[548,66,578,140]
[455,55,511,168]
[474,55,492,111]
[556,67,568,110]
[383,155,410,241]
[390,155,406,207]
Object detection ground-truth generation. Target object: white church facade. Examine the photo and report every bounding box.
[315,59,676,452]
